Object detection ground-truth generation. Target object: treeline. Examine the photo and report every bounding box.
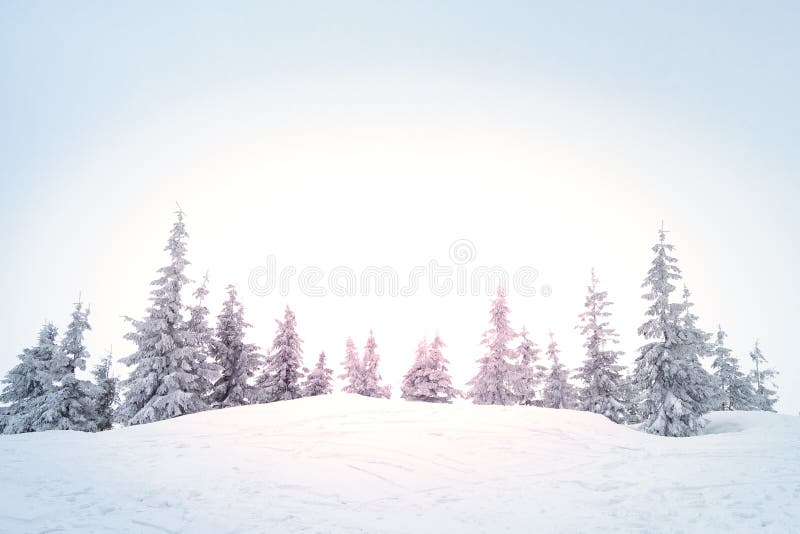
[0,212,779,437]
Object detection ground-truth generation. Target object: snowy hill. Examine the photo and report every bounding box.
[1,396,798,533]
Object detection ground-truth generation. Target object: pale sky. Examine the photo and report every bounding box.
[1,2,798,414]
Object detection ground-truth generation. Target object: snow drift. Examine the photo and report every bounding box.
[1,395,798,533]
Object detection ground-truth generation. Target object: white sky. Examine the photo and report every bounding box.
[1,3,797,414]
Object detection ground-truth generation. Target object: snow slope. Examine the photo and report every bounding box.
[1,395,798,533]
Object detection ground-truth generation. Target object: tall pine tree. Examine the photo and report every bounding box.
[574,269,626,423]
[211,285,262,408]
[255,306,305,402]
[467,287,517,405]
[634,226,715,436]
[118,209,214,425]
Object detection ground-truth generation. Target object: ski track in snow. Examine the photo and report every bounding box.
[1,395,798,533]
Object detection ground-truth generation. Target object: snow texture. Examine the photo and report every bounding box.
[1,395,797,533]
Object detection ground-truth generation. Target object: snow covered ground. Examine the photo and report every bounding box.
[1,395,798,533]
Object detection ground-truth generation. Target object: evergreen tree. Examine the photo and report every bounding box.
[255,306,305,402]
[542,332,575,409]
[511,327,540,405]
[619,372,642,424]
[401,335,459,403]
[360,330,391,399]
[574,269,626,423]
[634,226,715,436]
[709,326,756,411]
[0,323,59,434]
[340,337,363,394]
[749,341,778,412]
[467,287,517,405]
[302,351,334,397]
[211,285,262,408]
[117,209,214,425]
[92,349,119,431]
[34,301,99,432]
[186,272,219,400]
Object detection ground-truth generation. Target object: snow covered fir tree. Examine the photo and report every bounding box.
[511,327,540,406]
[710,326,757,411]
[33,300,100,432]
[401,335,459,403]
[574,269,626,422]
[749,341,779,412]
[467,287,518,405]
[359,331,392,399]
[633,226,716,437]
[0,323,61,434]
[92,349,119,431]
[255,306,305,402]
[339,337,362,394]
[302,352,334,397]
[117,209,216,425]
[211,284,262,408]
[542,332,575,409]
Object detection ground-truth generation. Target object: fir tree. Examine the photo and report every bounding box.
[117,209,214,425]
[255,306,305,402]
[340,337,363,394]
[0,323,60,434]
[619,372,642,424]
[467,286,517,405]
[92,349,119,431]
[542,332,575,409]
[401,335,459,403]
[360,330,391,399]
[511,327,540,405]
[186,272,219,400]
[574,269,626,423]
[34,301,99,432]
[211,285,262,408]
[634,226,715,436]
[302,351,334,397]
[749,341,778,412]
[709,326,754,411]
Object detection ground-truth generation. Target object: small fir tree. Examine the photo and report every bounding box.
[255,306,305,402]
[511,327,540,405]
[360,330,391,399]
[93,349,119,431]
[302,352,334,397]
[542,332,575,409]
[340,337,363,394]
[574,269,626,423]
[749,341,778,412]
[401,335,459,403]
[0,323,60,434]
[211,285,262,408]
